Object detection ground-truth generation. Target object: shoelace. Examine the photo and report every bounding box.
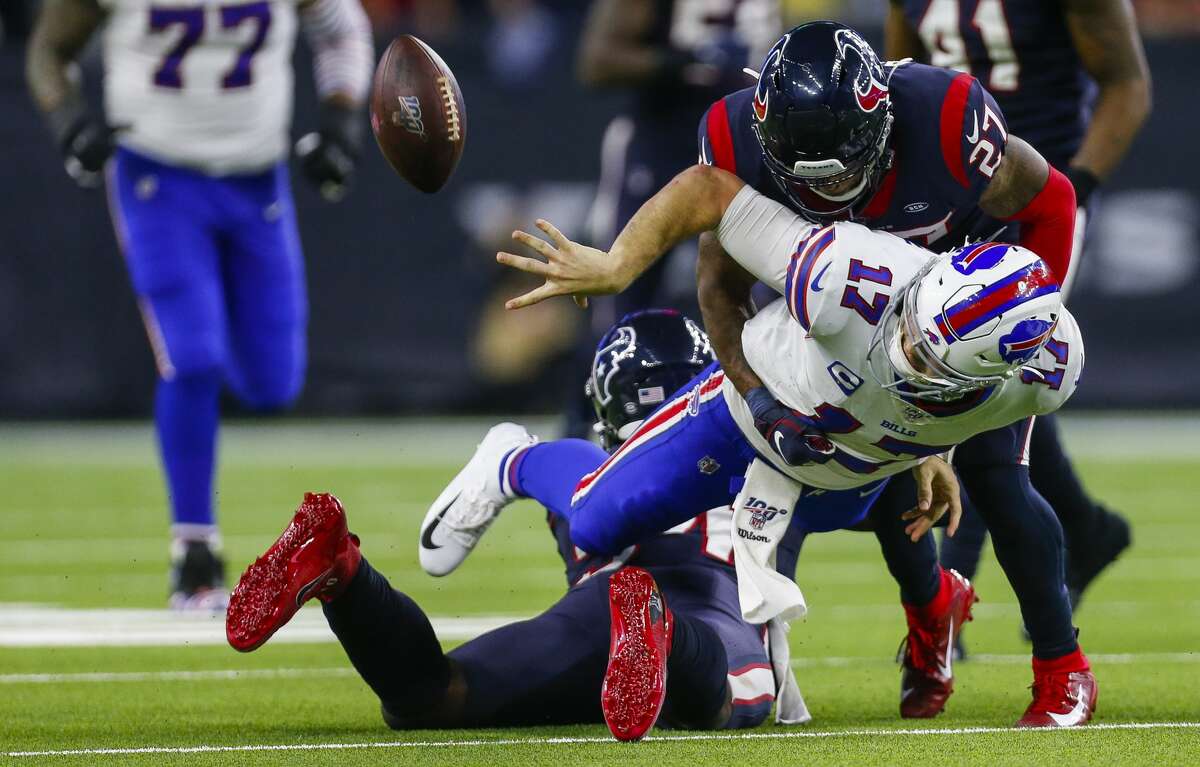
[895,623,943,675]
[1027,675,1074,710]
[442,488,502,547]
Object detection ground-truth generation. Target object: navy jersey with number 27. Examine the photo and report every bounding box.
[699,62,1010,253]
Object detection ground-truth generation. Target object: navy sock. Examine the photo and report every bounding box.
[869,473,941,606]
[958,466,1077,659]
[509,439,607,521]
[156,372,221,532]
[662,612,729,728]
[322,558,451,718]
[938,494,989,581]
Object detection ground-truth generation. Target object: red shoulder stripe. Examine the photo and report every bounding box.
[706,99,737,173]
[939,73,974,189]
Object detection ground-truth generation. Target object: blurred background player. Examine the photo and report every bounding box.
[26,0,373,608]
[564,0,781,439]
[884,0,1151,647]
[226,312,805,739]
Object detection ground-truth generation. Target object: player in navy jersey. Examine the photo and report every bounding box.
[494,22,1095,727]
[578,0,780,324]
[27,0,373,609]
[885,0,1151,646]
[225,312,806,741]
[566,0,781,440]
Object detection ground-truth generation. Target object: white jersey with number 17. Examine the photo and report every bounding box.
[714,185,1084,491]
[101,0,299,174]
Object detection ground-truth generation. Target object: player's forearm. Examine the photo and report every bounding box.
[1063,0,1151,183]
[25,0,102,115]
[301,0,373,107]
[696,233,764,396]
[1069,78,1151,182]
[608,165,744,291]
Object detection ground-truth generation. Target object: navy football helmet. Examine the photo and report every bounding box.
[586,310,714,451]
[750,21,894,222]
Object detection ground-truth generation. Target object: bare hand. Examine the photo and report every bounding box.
[496,220,626,310]
[901,456,962,542]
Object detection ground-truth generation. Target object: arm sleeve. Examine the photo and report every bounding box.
[1005,165,1077,284]
[716,185,813,294]
[300,0,374,103]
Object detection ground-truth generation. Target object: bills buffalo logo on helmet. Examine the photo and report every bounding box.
[998,318,1058,364]
[744,496,788,531]
[951,242,1010,275]
[834,28,888,113]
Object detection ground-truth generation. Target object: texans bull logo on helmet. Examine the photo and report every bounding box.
[833,28,889,113]
[590,325,639,408]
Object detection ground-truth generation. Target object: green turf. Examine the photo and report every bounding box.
[1,421,1198,765]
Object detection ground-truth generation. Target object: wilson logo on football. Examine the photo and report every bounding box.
[393,95,425,136]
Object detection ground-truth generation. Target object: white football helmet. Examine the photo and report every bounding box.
[867,242,1062,402]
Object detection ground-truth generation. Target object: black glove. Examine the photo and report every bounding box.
[296,102,363,202]
[745,387,836,467]
[1066,167,1100,209]
[48,99,115,188]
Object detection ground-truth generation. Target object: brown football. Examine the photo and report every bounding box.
[369,35,466,194]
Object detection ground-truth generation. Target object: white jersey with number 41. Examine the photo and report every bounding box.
[101,0,299,174]
[715,186,1084,491]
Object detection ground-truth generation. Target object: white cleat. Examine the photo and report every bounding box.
[419,423,537,576]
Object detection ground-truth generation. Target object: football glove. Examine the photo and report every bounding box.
[745,387,836,467]
[48,99,115,189]
[296,101,363,202]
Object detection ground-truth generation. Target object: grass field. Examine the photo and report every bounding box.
[2,417,1198,765]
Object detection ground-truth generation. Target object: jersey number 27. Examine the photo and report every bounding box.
[149,2,271,90]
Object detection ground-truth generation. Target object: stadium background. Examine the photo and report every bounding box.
[1,0,1197,419]
[2,1,1199,762]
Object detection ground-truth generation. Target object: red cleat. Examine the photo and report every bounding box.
[601,567,673,741]
[899,567,977,718]
[226,492,361,652]
[1017,651,1097,727]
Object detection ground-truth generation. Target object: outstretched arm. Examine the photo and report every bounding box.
[497,164,745,309]
[696,232,763,396]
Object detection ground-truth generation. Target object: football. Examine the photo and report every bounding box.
[369,35,466,193]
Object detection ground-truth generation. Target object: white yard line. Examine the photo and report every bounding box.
[7,722,1200,758]
[0,605,523,647]
[3,652,1196,685]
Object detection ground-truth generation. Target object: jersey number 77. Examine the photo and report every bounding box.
[149,1,272,90]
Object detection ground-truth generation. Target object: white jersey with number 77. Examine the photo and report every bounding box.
[101,0,299,174]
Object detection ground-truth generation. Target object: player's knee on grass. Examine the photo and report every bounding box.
[378,661,468,730]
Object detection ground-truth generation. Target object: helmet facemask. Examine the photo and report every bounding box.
[867,259,1016,404]
[755,108,893,223]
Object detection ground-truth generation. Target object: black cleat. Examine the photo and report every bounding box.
[169,538,229,612]
[1067,505,1132,610]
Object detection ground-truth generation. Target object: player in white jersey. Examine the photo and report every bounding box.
[26,0,372,608]
[465,163,1095,726]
